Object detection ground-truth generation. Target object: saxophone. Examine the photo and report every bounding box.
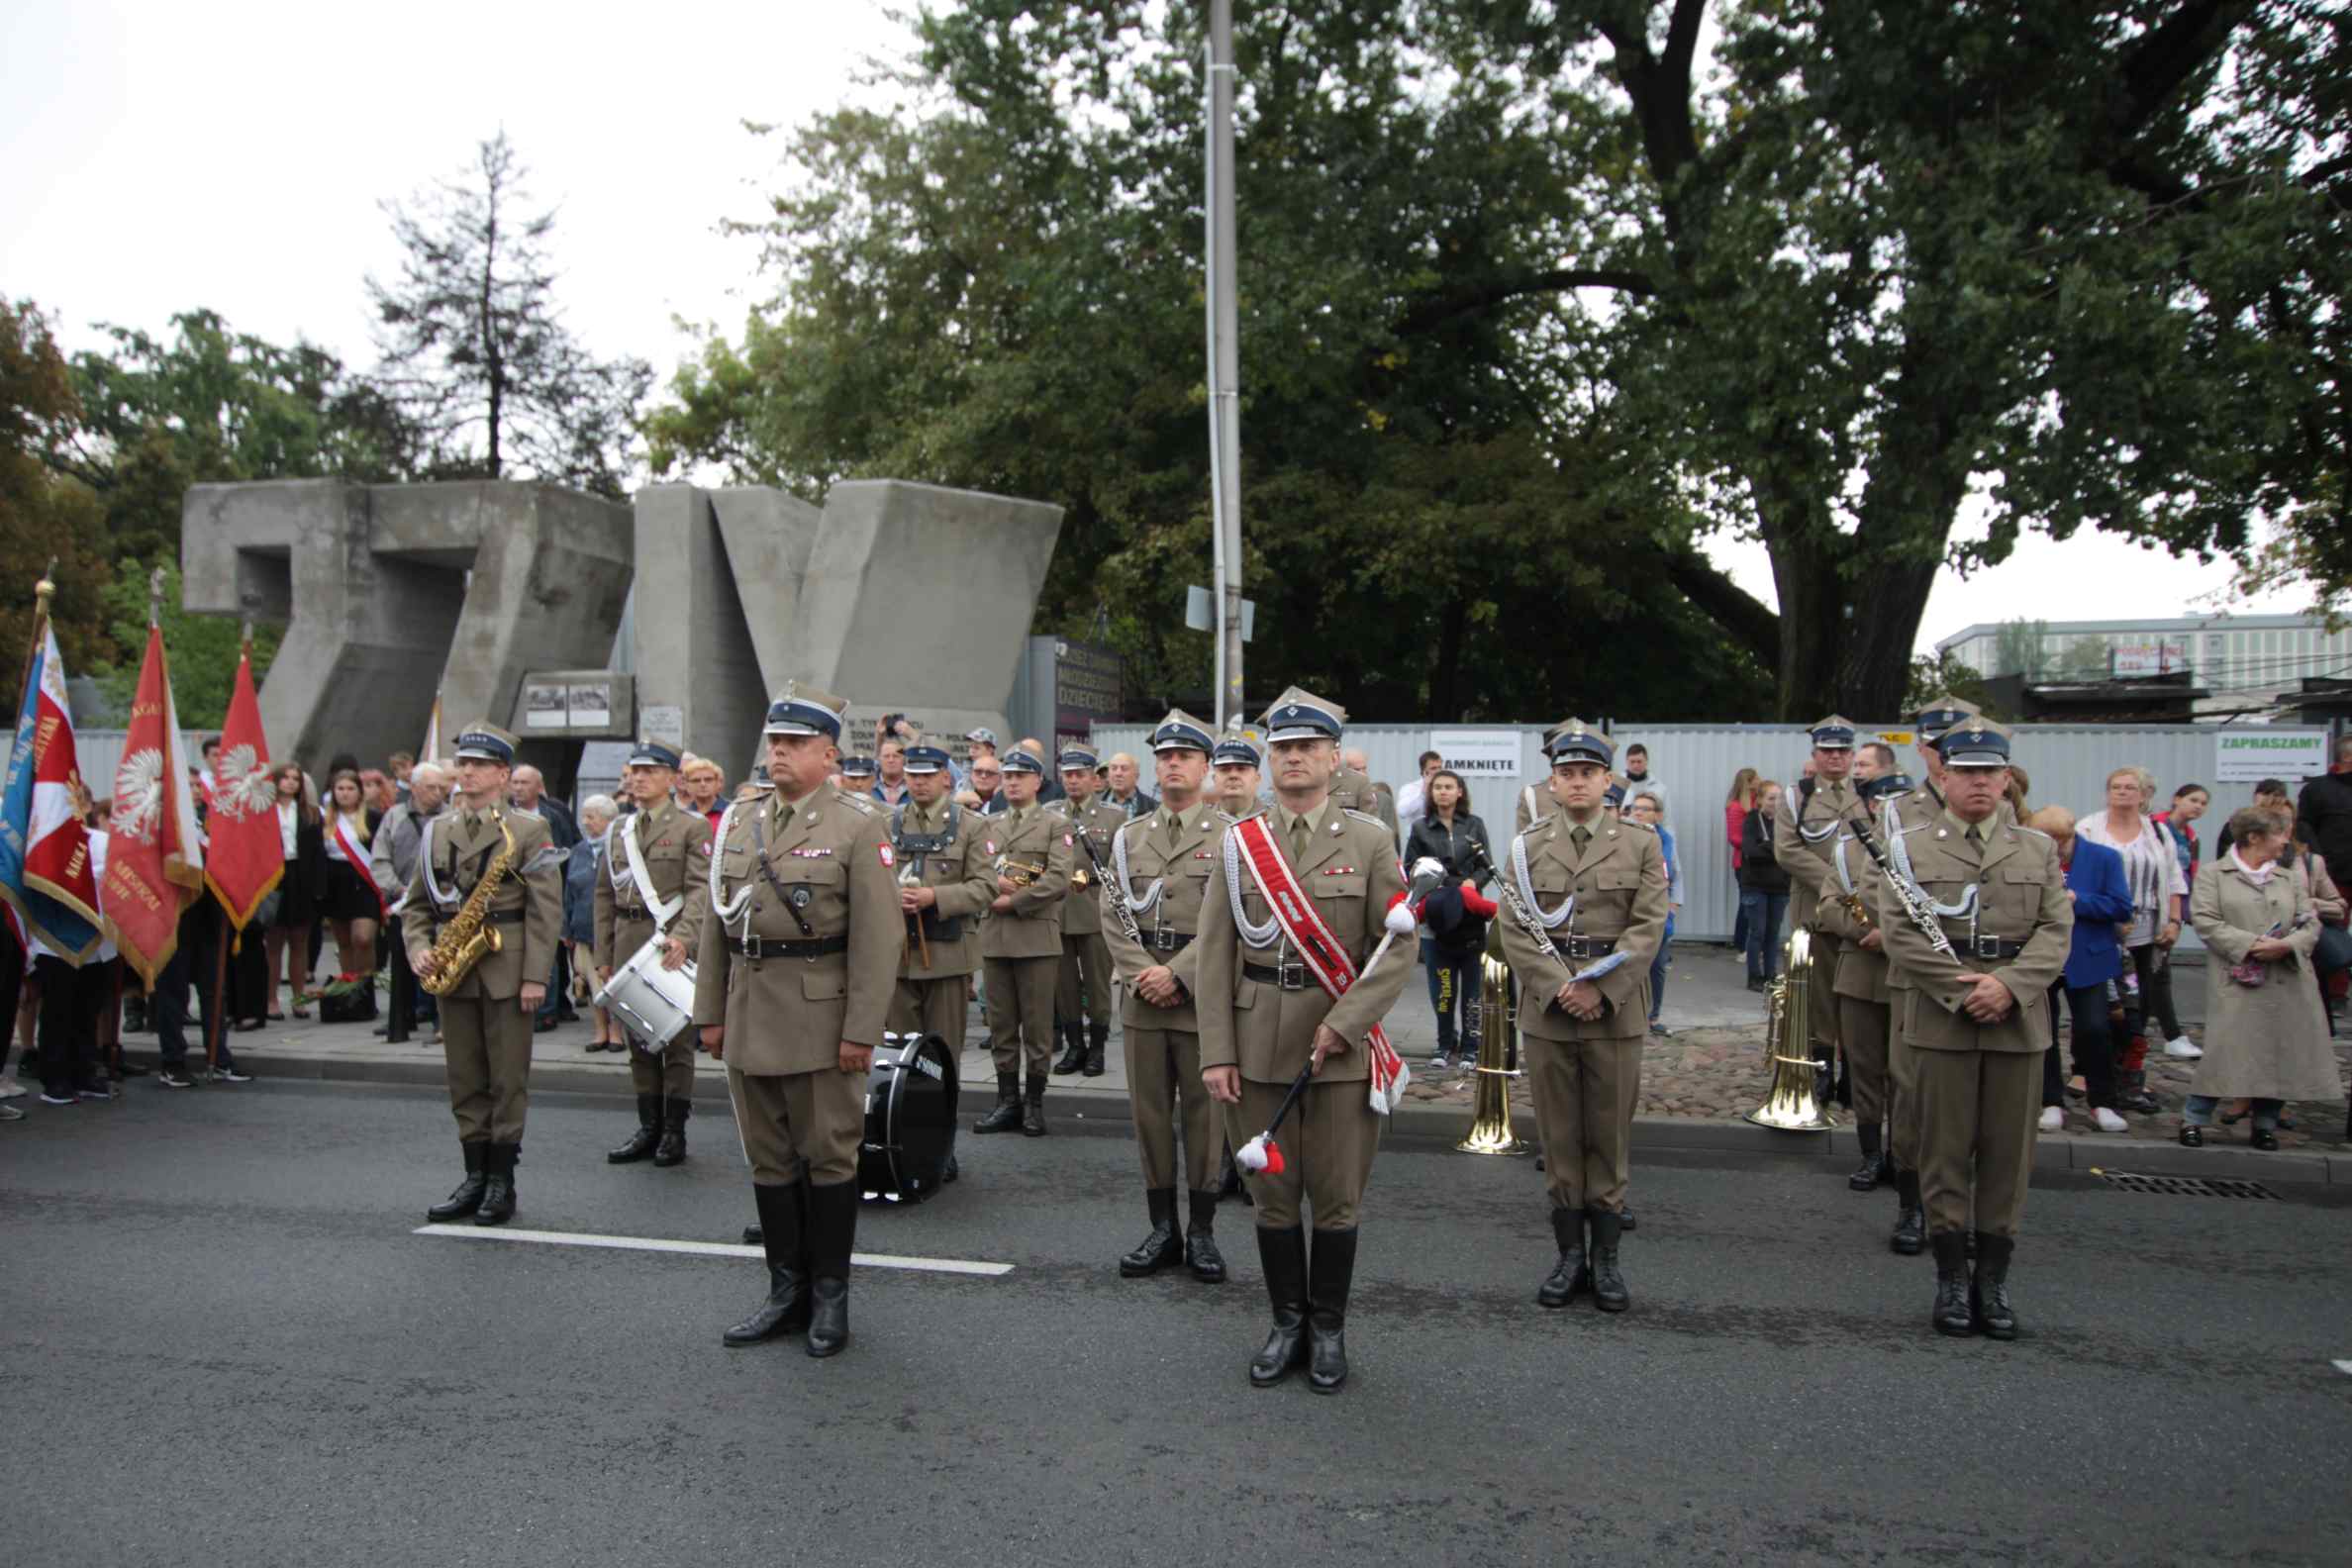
[420,812,520,997]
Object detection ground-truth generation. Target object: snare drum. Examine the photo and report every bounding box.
[592,937,698,1047]
[860,1031,959,1201]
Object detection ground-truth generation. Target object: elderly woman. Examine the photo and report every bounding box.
[2027,807,2136,1133]
[567,795,621,1050]
[2180,808,2341,1149]
[2077,766,2189,1110]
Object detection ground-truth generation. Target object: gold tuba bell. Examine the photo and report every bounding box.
[1743,924,1837,1130]
[1456,930,1529,1155]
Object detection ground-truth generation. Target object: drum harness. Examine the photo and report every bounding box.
[891,802,969,943]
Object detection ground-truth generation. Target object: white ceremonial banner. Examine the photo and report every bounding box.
[2213,728,2329,783]
[1431,729,1521,780]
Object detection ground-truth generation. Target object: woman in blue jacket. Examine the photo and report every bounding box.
[2029,806,2138,1131]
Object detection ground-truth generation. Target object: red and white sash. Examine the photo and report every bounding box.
[1230,815,1409,1114]
[329,813,386,919]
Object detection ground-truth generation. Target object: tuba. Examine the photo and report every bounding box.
[1743,925,1836,1130]
[419,813,519,997]
[1456,927,1529,1155]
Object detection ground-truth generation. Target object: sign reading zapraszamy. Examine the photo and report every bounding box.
[1431,729,1523,779]
[2213,727,2330,782]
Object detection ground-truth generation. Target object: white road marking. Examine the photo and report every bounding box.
[413,1224,1013,1276]
[2332,1359,2352,1377]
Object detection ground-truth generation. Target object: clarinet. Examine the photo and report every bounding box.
[1091,820,1152,956]
[1470,838,1569,974]
[1844,810,1960,962]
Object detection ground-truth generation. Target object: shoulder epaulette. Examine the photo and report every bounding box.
[2012,825,2052,841]
[832,789,878,815]
[1341,809,1385,829]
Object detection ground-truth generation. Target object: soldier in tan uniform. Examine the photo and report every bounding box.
[972,745,1073,1137]
[1773,717,1871,1108]
[1495,721,1669,1314]
[1212,736,1262,819]
[1051,747,1126,1078]
[1877,697,1981,1254]
[696,682,900,1357]
[886,744,994,1050]
[405,723,564,1227]
[1798,737,1892,1189]
[1867,718,2071,1341]
[592,739,711,1168]
[1199,689,1412,1394]
[1100,712,1228,1282]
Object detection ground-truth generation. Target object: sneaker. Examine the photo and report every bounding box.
[0,1102,21,1122]
[0,1074,25,1099]
[2037,1106,2064,1133]
[77,1083,117,1102]
[1427,1050,1451,1071]
[2092,1107,2129,1132]
[212,1063,254,1084]
[1648,1022,1672,1038]
[38,1090,76,1106]
[2162,1035,2203,1059]
[157,1067,195,1089]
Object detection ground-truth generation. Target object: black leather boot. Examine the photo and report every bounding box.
[428,1141,487,1221]
[1185,1190,1225,1283]
[723,1182,810,1345]
[1973,1232,2017,1340]
[805,1179,857,1358]
[652,1096,689,1166]
[1890,1168,1925,1255]
[1022,1072,1048,1136]
[1587,1208,1629,1312]
[1848,1122,1886,1191]
[1052,1023,1086,1075]
[1306,1227,1358,1394]
[1929,1229,1975,1335]
[1120,1188,1184,1277]
[1082,1021,1109,1077]
[973,1071,1023,1133]
[741,1223,763,1245]
[1536,1207,1588,1308]
[607,1095,661,1163]
[474,1142,519,1225]
[1248,1226,1310,1388]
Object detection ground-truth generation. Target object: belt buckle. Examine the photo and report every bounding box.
[1565,936,1591,959]
[1278,960,1309,991]
[1972,934,2002,959]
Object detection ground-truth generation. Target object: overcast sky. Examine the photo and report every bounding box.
[3,0,2313,651]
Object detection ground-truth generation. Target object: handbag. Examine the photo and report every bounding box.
[254,888,284,929]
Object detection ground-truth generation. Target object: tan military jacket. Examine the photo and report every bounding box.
[1329,769,1398,838]
[592,800,713,973]
[1099,797,1225,1032]
[1774,777,1867,931]
[403,804,563,1002]
[1867,809,2072,1054]
[691,786,900,1072]
[892,795,995,980]
[1052,795,1128,938]
[1496,810,1669,1042]
[1514,784,1553,835]
[975,803,1074,960]
[1813,828,1891,1004]
[1197,801,1412,1084]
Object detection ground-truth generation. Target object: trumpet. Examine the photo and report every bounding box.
[994,855,1046,889]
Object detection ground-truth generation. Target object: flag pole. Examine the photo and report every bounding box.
[16,557,57,718]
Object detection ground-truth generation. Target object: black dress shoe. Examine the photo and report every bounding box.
[2179,1126,2205,1147]
[1536,1208,1588,1309]
[725,1183,808,1345]
[1120,1189,1184,1277]
[1249,1227,1310,1388]
[2251,1127,2281,1151]
[1184,1190,1225,1283]
[533,1016,558,1034]
[427,1142,488,1221]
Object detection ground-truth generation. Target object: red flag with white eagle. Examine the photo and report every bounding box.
[101,620,205,985]
[204,640,282,932]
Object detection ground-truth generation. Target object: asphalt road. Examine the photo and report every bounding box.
[5,1080,2350,1567]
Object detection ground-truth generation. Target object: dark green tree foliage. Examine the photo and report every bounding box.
[368,132,651,500]
[91,559,281,731]
[648,3,1772,721]
[1,300,117,696]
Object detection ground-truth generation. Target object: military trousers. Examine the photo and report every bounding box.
[1523,1032,1640,1214]
[982,955,1059,1076]
[1057,931,1114,1024]
[1224,1075,1379,1231]
[890,972,971,1052]
[1886,995,1923,1170]
[1838,995,1892,1129]
[1126,1026,1215,1192]
[441,993,534,1144]
[1911,1045,2041,1238]
[1806,928,1844,1062]
[627,1034,697,1099]
[728,1063,863,1188]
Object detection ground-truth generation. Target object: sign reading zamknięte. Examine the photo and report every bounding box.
[2213,728,2330,783]
[1431,729,1522,780]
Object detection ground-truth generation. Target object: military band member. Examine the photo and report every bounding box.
[1212,736,1262,819]
[1878,696,1982,1254]
[1773,717,1870,1098]
[406,723,564,1227]
[972,745,1074,1136]
[1100,712,1228,1282]
[1495,722,1669,1314]
[1051,747,1126,1078]
[592,739,712,1169]
[1867,718,2070,1340]
[839,754,878,792]
[886,744,994,1051]
[1198,689,1412,1393]
[697,683,900,1356]
[1811,752,1906,1196]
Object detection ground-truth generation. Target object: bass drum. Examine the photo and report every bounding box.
[859,1031,959,1202]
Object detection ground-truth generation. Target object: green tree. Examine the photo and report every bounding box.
[90,558,281,731]
[1992,620,2051,680]
[1,300,116,698]
[1904,649,2004,720]
[649,5,1773,720]
[368,132,651,499]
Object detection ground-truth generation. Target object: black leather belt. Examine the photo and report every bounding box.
[1944,931,2026,960]
[615,903,648,920]
[1145,931,1193,954]
[436,908,522,930]
[1560,935,1616,959]
[1243,959,1312,991]
[729,934,849,959]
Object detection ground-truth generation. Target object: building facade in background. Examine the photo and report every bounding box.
[1936,615,2351,721]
